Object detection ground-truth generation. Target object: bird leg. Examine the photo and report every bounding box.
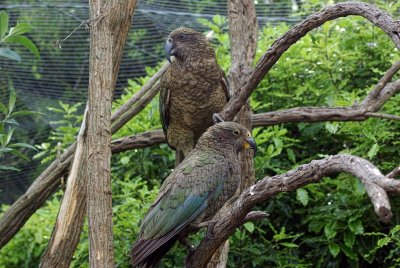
[190,220,218,239]
[212,113,225,124]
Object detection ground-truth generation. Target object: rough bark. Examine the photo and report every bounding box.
[40,106,89,268]
[186,154,400,267]
[86,1,117,266]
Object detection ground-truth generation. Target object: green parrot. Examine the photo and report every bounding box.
[130,122,256,267]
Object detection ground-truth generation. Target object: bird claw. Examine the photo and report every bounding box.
[212,113,224,124]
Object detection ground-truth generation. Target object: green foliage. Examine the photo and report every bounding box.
[0,11,39,62]
[2,4,400,267]
[0,192,60,268]
[0,89,38,171]
[34,101,83,164]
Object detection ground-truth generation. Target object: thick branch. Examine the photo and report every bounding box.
[220,2,400,121]
[186,154,400,267]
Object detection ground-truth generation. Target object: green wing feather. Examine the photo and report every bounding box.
[140,151,227,239]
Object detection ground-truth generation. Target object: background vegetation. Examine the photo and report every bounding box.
[1,0,400,267]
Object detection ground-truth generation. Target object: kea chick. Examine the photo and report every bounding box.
[160,27,230,165]
[130,122,256,267]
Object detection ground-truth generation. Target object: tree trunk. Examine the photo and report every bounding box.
[208,0,258,267]
[38,2,137,266]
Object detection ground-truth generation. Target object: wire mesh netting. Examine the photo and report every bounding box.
[2,0,391,203]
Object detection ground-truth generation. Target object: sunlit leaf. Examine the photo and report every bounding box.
[3,35,39,59]
[0,11,8,40]
[296,188,309,206]
[11,143,38,151]
[0,165,20,171]
[244,222,254,233]
[8,22,33,37]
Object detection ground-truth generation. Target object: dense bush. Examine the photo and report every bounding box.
[1,7,400,268]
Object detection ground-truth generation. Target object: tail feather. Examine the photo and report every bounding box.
[130,234,178,267]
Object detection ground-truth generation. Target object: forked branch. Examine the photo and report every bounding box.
[220,1,400,121]
[186,154,400,267]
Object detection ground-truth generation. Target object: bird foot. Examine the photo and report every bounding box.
[212,113,225,124]
[189,220,218,239]
[179,237,195,252]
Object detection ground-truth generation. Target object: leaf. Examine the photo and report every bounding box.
[367,143,379,159]
[0,48,21,62]
[325,122,339,134]
[324,221,337,239]
[11,142,38,151]
[0,11,9,40]
[0,165,20,171]
[3,35,39,59]
[280,242,299,248]
[341,243,357,259]
[11,110,42,117]
[6,127,15,145]
[328,242,340,257]
[0,102,7,115]
[287,148,296,163]
[244,222,254,233]
[4,118,19,126]
[8,89,17,114]
[10,149,30,161]
[344,230,355,248]
[0,148,14,154]
[296,188,309,206]
[348,219,364,235]
[377,237,391,248]
[8,22,33,37]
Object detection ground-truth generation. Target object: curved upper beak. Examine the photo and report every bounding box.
[244,137,257,156]
[165,38,174,63]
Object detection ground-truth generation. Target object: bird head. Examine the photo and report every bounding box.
[198,122,257,156]
[165,27,214,63]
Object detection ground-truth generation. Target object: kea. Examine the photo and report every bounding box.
[160,27,230,164]
[130,122,257,267]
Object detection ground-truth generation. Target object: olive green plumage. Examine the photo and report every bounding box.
[130,122,256,267]
[160,27,230,164]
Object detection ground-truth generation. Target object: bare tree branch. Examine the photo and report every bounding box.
[220,2,400,121]
[186,154,400,267]
[111,129,165,153]
[111,83,161,133]
[387,166,400,179]
[40,106,89,268]
[111,63,168,122]
[252,79,400,126]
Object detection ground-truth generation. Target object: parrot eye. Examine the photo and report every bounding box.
[179,34,186,40]
[233,129,240,136]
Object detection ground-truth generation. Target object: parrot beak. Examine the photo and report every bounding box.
[243,137,257,156]
[165,38,174,63]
